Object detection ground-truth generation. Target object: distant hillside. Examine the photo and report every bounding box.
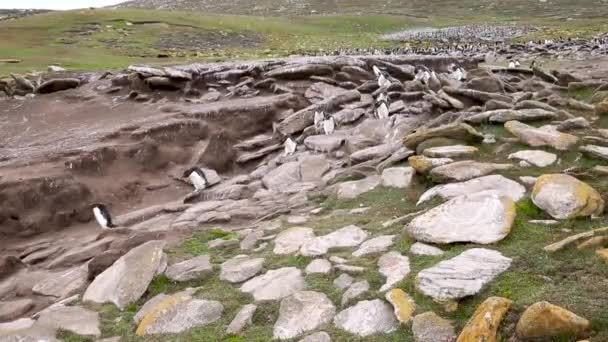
[0,9,50,21]
[117,0,608,18]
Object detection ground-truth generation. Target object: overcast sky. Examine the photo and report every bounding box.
[2,0,125,10]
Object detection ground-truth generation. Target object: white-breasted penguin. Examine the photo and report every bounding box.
[314,111,324,127]
[375,92,390,119]
[183,167,209,191]
[92,203,116,229]
[284,136,297,156]
[322,113,335,135]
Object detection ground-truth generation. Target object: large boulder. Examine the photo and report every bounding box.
[304,135,345,152]
[531,174,604,219]
[430,160,513,183]
[83,240,166,309]
[135,289,223,336]
[240,267,305,301]
[408,192,516,244]
[515,302,590,339]
[408,156,453,174]
[381,167,415,188]
[504,121,578,151]
[422,145,478,159]
[416,248,512,302]
[417,175,526,205]
[273,291,336,339]
[580,144,608,161]
[32,265,88,299]
[333,299,399,337]
[352,235,395,257]
[266,64,333,79]
[467,76,504,93]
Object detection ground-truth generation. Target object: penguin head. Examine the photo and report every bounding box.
[90,202,108,212]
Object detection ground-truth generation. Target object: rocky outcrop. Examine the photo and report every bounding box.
[531,174,604,219]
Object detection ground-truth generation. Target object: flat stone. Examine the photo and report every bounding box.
[300,225,368,256]
[416,248,512,302]
[505,120,578,151]
[457,296,512,341]
[352,235,395,257]
[403,123,484,150]
[408,192,516,244]
[47,237,114,268]
[341,280,369,306]
[466,109,557,123]
[240,267,305,301]
[333,299,399,337]
[378,251,411,292]
[581,144,608,161]
[422,145,478,159]
[516,301,590,339]
[412,311,456,342]
[165,255,212,282]
[263,162,301,191]
[135,289,223,336]
[32,265,88,299]
[83,240,165,309]
[240,230,265,251]
[305,259,332,274]
[508,150,557,167]
[220,255,265,283]
[381,167,415,188]
[409,242,445,256]
[336,175,381,199]
[298,331,331,342]
[333,273,354,289]
[386,289,415,324]
[532,174,604,219]
[134,293,170,324]
[335,264,365,273]
[0,298,35,322]
[430,160,513,183]
[351,143,399,164]
[36,305,100,337]
[417,175,526,205]
[287,215,310,225]
[226,304,257,334]
[409,156,453,174]
[273,291,336,339]
[274,227,315,255]
[208,238,239,249]
[299,155,330,182]
[304,135,345,152]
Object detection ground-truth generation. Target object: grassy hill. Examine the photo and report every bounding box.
[118,0,608,19]
[0,6,606,75]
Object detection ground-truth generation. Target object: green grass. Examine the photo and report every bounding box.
[1,8,608,75]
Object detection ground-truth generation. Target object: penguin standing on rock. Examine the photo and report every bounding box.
[91,203,116,229]
[375,92,390,119]
[372,65,391,88]
[183,167,208,191]
[284,136,297,156]
[322,113,335,135]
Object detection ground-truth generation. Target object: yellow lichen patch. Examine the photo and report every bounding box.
[408,156,433,174]
[456,296,512,342]
[515,301,590,339]
[136,291,192,336]
[501,196,517,234]
[596,248,608,263]
[577,236,608,250]
[385,289,415,324]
